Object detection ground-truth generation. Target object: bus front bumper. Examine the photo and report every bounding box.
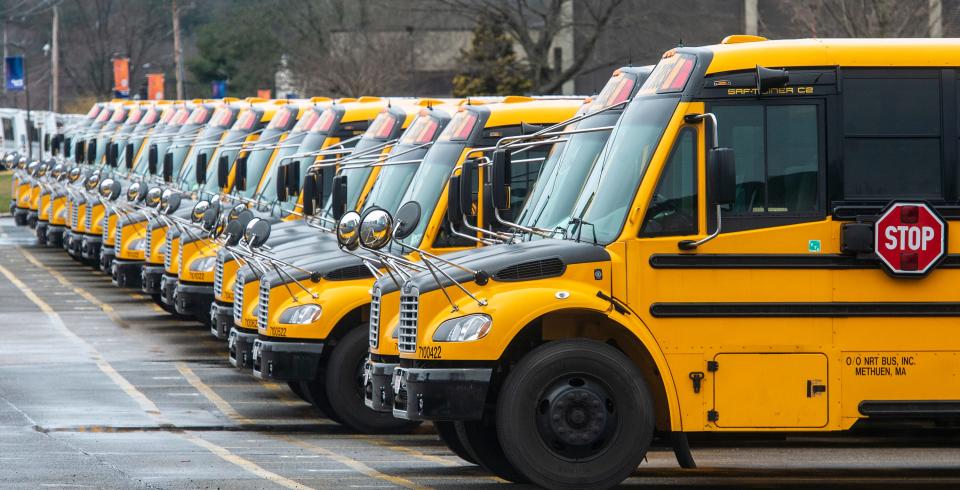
[228,326,257,370]
[141,264,164,295]
[159,273,177,306]
[210,301,233,339]
[13,207,28,226]
[251,337,324,381]
[111,258,143,288]
[35,221,48,245]
[364,356,398,413]
[99,246,115,272]
[26,211,38,228]
[81,235,101,261]
[392,366,493,421]
[175,280,214,320]
[47,225,65,248]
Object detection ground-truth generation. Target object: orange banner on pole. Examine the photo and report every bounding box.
[147,73,165,100]
[257,89,271,99]
[112,57,130,97]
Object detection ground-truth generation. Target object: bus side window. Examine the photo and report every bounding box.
[640,128,697,237]
[712,103,820,222]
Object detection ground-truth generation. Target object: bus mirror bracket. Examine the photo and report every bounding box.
[459,158,477,217]
[679,112,736,251]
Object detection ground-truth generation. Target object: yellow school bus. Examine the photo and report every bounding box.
[388,37,960,488]
[250,97,582,432]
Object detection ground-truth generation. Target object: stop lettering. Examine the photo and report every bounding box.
[874,202,947,276]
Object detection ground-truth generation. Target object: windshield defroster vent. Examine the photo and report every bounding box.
[325,265,373,281]
[494,258,565,282]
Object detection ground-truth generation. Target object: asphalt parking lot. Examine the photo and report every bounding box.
[1,216,960,489]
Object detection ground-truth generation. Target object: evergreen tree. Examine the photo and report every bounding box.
[452,18,532,97]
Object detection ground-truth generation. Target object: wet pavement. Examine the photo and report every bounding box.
[0,216,959,488]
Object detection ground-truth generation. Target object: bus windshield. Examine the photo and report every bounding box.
[236,127,286,200]
[567,95,679,244]
[517,111,620,233]
[396,141,466,248]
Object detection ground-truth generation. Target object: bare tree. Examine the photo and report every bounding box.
[785,0,935,37]
[59,0,170,99]
[435,0,624,93]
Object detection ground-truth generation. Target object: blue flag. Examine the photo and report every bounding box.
[5,56,24,92]
[211,80,227,98]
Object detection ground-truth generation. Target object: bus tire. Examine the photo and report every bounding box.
[435,421,476,465]
[496,338,654,489]
[324,326,421,434]
[286,381,308,402]
[454,420,529,483]
[300,379,345,424]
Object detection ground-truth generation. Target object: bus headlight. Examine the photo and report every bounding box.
[189,256,217,273]
[433,314,492,342]
[279,304,322,325]
[127,237,146,251]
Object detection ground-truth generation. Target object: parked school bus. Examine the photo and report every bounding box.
[379,37,960,488]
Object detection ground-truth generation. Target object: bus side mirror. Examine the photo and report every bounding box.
[162,152,173,182]
[86,140,97,164]
[709,147,736,206]
[44,134,50,152]
[756,65,789,92]
[446,174,462,226]
[275,164,288,201]
[74,141,84,163]
[490,149,511,210]
[286,161,301,197]
[148,145,158,174]
[301,173,318,216]
[195,152,208,184]
[331,174,348,220]
[235,153,248,191]
[459,158,477,217]
[125,143,134,169]
[106,143,117,167]
[217,154,229,188]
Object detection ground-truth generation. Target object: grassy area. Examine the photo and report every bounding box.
[0,170,11,214]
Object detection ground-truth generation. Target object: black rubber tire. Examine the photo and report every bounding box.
[435,421,476,465]
[496,339,655,489]
[287,381,309,402]
[300,379,346,425]
[323,326,422,434]
[454,419,528,483]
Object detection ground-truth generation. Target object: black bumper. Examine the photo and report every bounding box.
[210,301,233,340]
[13,208,28,226]
[175,280,214,319]
[228,327,257,370]
[26,211,37,228]
[111,258,144,288]
[81,235,101,261]
[65,230,83,257]
[47,225,65,248]
[99,246,115,273]
[141,264,164,295]
[36,221,48,245]
[160,273,177,306]
[364,357,398,413]
[251,338,324,381]
[392,366,493,421]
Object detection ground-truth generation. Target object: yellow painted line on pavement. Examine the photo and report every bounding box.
[181,432,313,490]
[277,435,429,490]
[361,436,461,468]
[19,248,132,329]
[0,263,166,422]
[259,381,305,407]
[174,362,254,425]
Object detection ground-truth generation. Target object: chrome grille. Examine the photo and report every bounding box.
[144,228,152,258]
[84,203,93,230]
[176,240,183,274]
[213,254,224,298]
[397,286,419,353]
[71,201,79,228]
[114,219,123,248]
[257,278,270,331]
[369,287,381,348]
[101,209,112,243]
[233,279,244,324]
[163,234,172,270]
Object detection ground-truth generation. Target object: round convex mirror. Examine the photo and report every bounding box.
[337,211,361,251]
[191,200,210,223]
[359,208,394,250]
[145,187,162,208]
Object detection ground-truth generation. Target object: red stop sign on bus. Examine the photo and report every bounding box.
[874,202,947,276]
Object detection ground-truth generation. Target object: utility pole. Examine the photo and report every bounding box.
[744,0,758,36]
[929,0,943,37]
[172,0,184,99]
[51,4,59,112]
